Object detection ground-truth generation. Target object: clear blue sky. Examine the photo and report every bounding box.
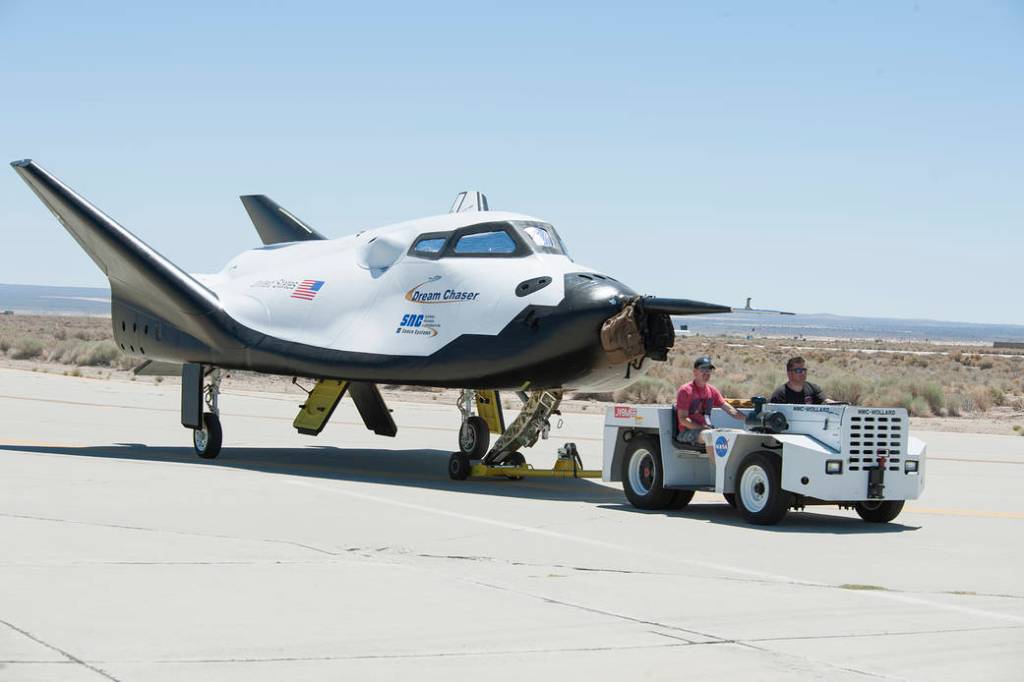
[1,1,1021,324]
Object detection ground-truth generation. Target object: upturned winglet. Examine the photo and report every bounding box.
[10,160,235,346]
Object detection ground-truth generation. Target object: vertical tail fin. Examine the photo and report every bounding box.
[240,195,326,245]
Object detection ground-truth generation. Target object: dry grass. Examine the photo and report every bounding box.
[1,315,135,370]
[3,314,1023,424]
[593,337,1024,418]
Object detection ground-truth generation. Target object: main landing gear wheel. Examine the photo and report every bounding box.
[448,452,472,480]
[193,412,222,459]
[459,416,489,459]
[735,450,792,525]
[621,436,675,510]
[855,500,905,523]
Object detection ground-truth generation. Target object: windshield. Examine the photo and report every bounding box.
[513,221,571,258]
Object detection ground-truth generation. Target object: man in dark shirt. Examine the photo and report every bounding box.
[769,356,835,405]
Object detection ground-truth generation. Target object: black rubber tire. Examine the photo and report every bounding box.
[723,493,737,508]
[621,435,675,510]
[459,416,490,459]
[855,500,905,523]
[448,452,472,480]
[667,490,695,509]
[734,450,792,525]
[501,451,526,480]
[193,412,222,460]
[502,452,526,466]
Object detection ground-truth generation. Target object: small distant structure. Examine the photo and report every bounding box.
[2,310,13,316]
[674,323,691,338]
[994,341,1024,350]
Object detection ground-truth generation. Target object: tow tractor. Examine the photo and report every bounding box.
[603,398,927,525]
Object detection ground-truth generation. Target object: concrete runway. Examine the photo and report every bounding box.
[0,367,1021,681]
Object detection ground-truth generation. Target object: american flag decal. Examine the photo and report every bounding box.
[291,279,325,300]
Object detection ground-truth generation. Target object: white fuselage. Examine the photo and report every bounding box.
[196,211,593,357]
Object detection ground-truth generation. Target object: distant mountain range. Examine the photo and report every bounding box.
[2,283,1021,343]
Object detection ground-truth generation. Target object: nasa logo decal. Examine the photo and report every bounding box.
[714,436,729,458]
[405,275,481,304]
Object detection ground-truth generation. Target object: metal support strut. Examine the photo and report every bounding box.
[483,389,562,465]
[457,388,473,424]
[204,368,223,416]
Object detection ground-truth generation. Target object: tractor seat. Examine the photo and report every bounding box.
[672,408,709,454]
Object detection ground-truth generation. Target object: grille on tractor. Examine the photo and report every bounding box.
[845,413,908,471]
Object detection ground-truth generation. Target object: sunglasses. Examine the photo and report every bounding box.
[790,368,807,374]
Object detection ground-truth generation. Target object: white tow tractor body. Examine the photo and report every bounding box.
[602,403,926,525]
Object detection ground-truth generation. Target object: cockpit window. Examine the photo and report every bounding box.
[412,237,446,254]
[453,230,517,254]
[523,225,555,248]
[512,221,571,258]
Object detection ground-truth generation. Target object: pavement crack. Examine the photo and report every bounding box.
[405,550,670,576]
[0,617,122,681]
[468,578,726,642]
[0,511,339,557]
[731,639,898,680]
[152,641,696,664]
[748,623,1023,644]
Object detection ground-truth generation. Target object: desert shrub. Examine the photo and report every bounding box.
[907,396,932,417]
[947,385,996,414]
[9,337,44,360]
[79,341,121,366]
[0,337,9,353]
[915,381,944,415]
[46,340,121,366]
[48,340,86,364]
[827,375,865,404]
[572,390,614,401]
[613,376,675,403]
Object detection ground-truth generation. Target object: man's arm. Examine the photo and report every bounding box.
[721,402,745,421]
[679,416,706,431]
[812,383,839,405]
[712,387,746,422]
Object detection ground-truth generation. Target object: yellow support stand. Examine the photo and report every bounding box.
[468,444,601,479]
[293,379,349,435]
[474,390,505,434]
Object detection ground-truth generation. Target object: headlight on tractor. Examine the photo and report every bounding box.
[905,460,919,473]
[825,460,843,475]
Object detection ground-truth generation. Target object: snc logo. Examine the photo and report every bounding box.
[399,314,425,329]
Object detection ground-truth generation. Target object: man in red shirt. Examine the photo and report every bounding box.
[676,355,746,446]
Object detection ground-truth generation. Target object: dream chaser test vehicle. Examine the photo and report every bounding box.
[12,160,736,475]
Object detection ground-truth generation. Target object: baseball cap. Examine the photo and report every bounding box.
[693,356,716,369]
